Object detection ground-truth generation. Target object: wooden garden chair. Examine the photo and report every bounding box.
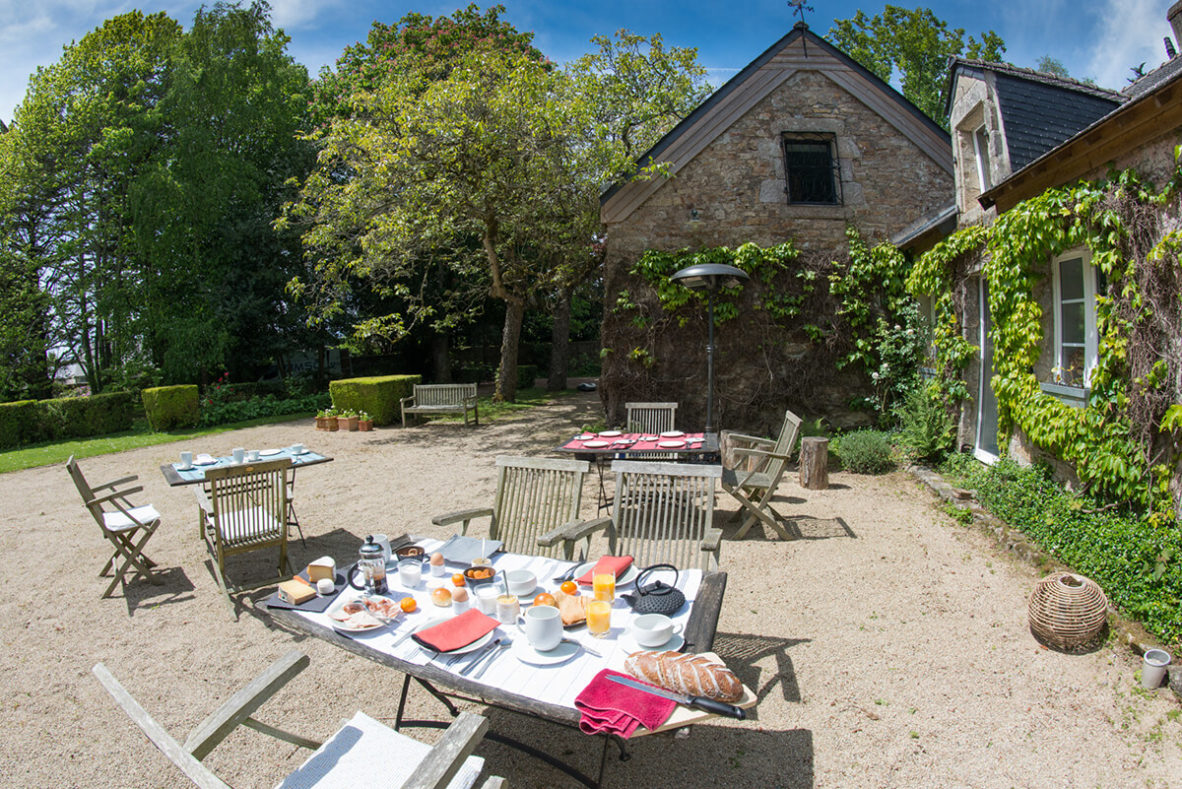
[66,455,163,598]
[433,455,592,561]
[195,457,292,614]
[556,461,724,571]
[624,401,678,433]
[92,650,504,789]
[720,409,803,540]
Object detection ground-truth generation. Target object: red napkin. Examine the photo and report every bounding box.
[411,609,500,652]
[575,669,676,738]
[577,555,634,586]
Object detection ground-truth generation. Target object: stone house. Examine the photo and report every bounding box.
[598,22,955,432]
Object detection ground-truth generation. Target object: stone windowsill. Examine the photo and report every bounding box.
[1039,381,1088,408]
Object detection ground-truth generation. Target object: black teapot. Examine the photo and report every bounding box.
[621,564,686,616]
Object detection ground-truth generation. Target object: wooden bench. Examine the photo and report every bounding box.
[401,383,479,428]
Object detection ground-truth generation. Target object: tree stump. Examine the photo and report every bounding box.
[799,437,829,490]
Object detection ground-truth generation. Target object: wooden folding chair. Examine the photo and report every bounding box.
[66,455,163,598]
[720,409,803,540]
[195,457,292,614]
[92,650,505,789]
[433,456,592,561]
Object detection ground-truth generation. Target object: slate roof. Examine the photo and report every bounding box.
[1124,55,1182,99]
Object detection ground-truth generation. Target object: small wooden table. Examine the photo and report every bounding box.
[268,535,733,788]
[159,448,333,487]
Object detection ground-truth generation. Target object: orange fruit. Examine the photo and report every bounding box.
[560,580,577,595]
[452,573,466,586]
[533,593,557,608]
[399,597,417,613]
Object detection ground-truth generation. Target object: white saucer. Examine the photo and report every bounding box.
[176,464,194,471]
[617,631,684,654]
[660,430,685,438]
[259,448,282,456]
[193,456,217,466]
[511,637,580,665]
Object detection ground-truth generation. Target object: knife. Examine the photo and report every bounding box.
[606,675,746,719]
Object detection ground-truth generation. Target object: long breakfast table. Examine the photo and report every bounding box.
[267,534,739,788]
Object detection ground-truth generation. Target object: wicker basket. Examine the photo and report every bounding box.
[1028,572,1109,650]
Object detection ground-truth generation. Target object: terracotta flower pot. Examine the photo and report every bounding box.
[326,416,339,431]
[358,419,373,432]
[315,416,326,431]
[342,416,359,431]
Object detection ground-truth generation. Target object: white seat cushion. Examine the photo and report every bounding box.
[277,711,484,789]
[216,507,284,543]
[102,505,160,532]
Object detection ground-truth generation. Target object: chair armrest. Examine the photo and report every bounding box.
[194,486,214,516]
[724,432,772,447]
[731,447,787,461]
[92,474,139,491]
[431,508,493,535]
[184,650,312,760]
[89,486,145,506]
[537,516,612,547]
[401,395,415,406]
[701,528,723,554]
[402,711,489,789]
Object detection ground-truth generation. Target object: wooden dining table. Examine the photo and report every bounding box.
[267,534,738,788]
[158,446,333,487]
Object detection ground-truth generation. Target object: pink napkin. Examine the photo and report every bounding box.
[577,555,634,586]
[411,609,499,652]
[575,669,676,738]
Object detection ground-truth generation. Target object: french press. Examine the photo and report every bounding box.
[351,535,388,595]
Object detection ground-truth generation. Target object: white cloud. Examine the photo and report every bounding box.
[1085,0,1173,88]
[269,0,344,30]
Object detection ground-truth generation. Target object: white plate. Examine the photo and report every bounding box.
[193,456,218,466]
[598,430,622,438]
[259,448,282,456]
[573,562,639,588]
[436,535,502,565]
[660,431,685,438]
[326,595,400,634]
[617,631,685,654]
[658,440,686,449]
[413,617,497,654]
[175,464,194,471]
[511,637,581,665]
[582,440,611,449]
[576,434,595,441]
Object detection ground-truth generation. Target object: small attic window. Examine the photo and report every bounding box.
[782,132,841,204]
[972,126,993,191]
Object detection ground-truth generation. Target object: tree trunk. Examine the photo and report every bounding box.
[547,289,572,391]
[799,437,830,490]
[432,332,452,383]
[495,297,525,403]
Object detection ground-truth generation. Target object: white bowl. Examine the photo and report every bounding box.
[505,569,537,597]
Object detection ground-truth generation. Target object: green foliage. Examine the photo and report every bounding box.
[894,385,955,464]
[833,429,896,474]
[828,6,1006,128]
[0,400,38,450]
[970,459,1182,644]
[940,502,974,525]
[0,393,135,449]
[516,365,539,389]
[329,375,421,426]
[143,385,200,431]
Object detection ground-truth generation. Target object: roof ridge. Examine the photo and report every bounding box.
[952,57,1124,102]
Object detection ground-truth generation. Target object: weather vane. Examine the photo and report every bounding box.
[788,0,813,26]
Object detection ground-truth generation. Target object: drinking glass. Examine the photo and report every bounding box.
[587,600,612,638]
[475,587,498,615]
[496,594,519,625]
[592,571,615,602]
[397,559,422,589]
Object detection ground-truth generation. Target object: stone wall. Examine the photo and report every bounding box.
[600,67,954,432]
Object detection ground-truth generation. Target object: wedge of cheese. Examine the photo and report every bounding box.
[278,578,316,605]
[307,556,336,583]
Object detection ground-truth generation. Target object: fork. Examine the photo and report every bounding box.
[458,638,503,676]
[471,639,512,680]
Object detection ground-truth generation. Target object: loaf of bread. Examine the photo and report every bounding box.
[552,590,587,626]
[624,650,743,703]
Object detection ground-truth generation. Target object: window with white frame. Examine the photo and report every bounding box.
[1051,250,1098,388]
[972,125,992,192]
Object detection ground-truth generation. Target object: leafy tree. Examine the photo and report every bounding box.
[1036,56,1071,79]
[828,6,1005,128]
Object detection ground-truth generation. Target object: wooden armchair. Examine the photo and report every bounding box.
[93,650,504,789]
[433,456,592,561]
[720,409,803,540]
[553,461,724,571]
[66,455,163,598]
[196,457,292,614]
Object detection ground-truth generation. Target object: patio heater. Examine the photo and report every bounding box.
[670,263,749,434]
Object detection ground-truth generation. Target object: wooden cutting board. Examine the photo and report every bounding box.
[632,652,757,736]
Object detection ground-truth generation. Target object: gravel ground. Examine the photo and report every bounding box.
[2,390,1179,788]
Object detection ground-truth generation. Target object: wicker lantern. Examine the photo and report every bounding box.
[1028,572,1109,650]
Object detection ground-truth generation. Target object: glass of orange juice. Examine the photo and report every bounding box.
[592,571,615,602]
[587,599,612,638]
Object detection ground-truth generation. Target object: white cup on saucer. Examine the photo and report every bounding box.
[232,447,245,464]
[291,443,305,454]
[369,534,391,564]
[246,449,260,462]
[179,451,193,469]
[629,613,683,648]
[520,605,563,651]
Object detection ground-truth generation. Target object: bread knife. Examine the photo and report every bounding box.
[606,674,746,719]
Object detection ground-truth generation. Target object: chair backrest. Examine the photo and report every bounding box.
[205,458,290,546]
[491,456,589,558]
[609,460,722,571]
[764,409,804,479]
[416,383,476,406]
[65,455,101,523]
[624,402,677,434]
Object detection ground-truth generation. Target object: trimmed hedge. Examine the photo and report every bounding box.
[143,385,200,430]
[330,375,420,426]
[0,392,135,449]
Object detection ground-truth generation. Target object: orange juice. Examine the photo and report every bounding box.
[592,572,615,602]
[587,600,612,638]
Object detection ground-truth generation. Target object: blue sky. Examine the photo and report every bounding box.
[0,0,1175,123]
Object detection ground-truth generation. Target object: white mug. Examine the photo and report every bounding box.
[629,613,683,648]
[246,449,260,462]
[370,534,391,564]
[231,447,245,464]
[179,451,193,468]
[520,604,562,651]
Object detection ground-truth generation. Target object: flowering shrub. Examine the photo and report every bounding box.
[200,374,329,427]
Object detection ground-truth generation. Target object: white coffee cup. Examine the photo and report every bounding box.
[291,443,305,454]
[629,613,683,648]
[246,449,260,462]
[475,587,499,616]
[505,569,537,597]
[232,447,245,464]
[370,534,391,564]
[179,451,193,468]
[520,605,562,651]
